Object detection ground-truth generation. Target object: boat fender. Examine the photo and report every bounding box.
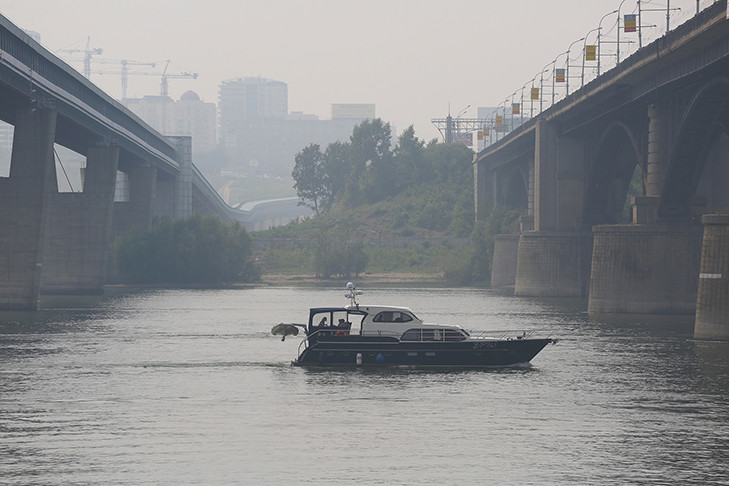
[356,353,362,365]
[375,353,385,364]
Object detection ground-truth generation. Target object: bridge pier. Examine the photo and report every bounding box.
[113,165,158,238]
[0,108,57,310]
[490,234,519,289]
[40,146,119,295]
[588,223,703,315]
[694,214,729,341]
[515,231,593,298]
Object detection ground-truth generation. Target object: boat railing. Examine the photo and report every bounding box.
[468,329,543,340]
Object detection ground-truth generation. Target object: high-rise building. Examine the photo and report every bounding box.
[219,77,288,148]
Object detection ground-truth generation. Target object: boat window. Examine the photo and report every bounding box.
[400,329,420,341]
[372,311,413,323]
[445,330,467,341]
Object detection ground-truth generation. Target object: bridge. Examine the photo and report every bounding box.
[0,13,302,310]
[475,1,729,340]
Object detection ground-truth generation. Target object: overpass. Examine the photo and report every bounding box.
[0,13,287,309]
[475,1,729,340]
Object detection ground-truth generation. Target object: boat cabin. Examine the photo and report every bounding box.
[307,304,468,341]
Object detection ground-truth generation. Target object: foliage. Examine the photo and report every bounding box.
[313,226,369,279]
[291,143,333,215]
[114,214,258,284]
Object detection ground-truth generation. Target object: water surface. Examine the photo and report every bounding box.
[1,286,727,484]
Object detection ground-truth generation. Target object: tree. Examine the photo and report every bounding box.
[393,125,425,184]
[292,143,332,215]
[114,215,257,284]
[346,118,394,205]
[323,141,351,200]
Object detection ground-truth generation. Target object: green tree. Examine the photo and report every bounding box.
[346,118,394,205]
[393,125,425,184]
[292,143,333,215]
[323,140,351,200]
[114,215,256,284]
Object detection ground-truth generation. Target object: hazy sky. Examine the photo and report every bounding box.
[0,0,714,141]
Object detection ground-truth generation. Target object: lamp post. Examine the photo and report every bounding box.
[597,9,618,75]
[582,27,600,88]
[520,79,531,122]
[565,37,585,96]
[617,0,629,65]
[539,61,553,114]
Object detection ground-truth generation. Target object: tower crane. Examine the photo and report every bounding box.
[100,60,198,98]
[91,59,157,99]
[58,36,102,78]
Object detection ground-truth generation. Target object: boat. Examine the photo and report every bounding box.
[281,283,556,368]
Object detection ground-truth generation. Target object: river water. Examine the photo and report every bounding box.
[1,286,728,485]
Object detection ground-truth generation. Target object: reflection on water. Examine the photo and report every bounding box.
[0,286,728,485]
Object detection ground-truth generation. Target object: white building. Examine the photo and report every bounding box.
[123,91,217,153]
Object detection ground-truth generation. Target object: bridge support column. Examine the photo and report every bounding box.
[695,214,729,340]
[515,231,593,297]
[588,223,702,315]
[491,234,519,289]
[41,146,119,294]
[634,104,668,224]
[113,165,158,238]
[169,136,192,219]
[0,108,57,310]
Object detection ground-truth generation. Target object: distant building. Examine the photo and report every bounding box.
[123,91,217,153]
[218,76,374,177]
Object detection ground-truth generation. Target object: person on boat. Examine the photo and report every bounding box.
[318,317,328,327]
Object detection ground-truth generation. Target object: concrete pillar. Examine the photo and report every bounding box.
[556,136,586,231]
[112,165,158,239]
[474,156,494,223]
[646,104,667,197]
[168,136,193,219]
[0,108,57,310]
[491,234,519,289]
[694,214,729,340]
[41,146,119,294]
[515,230,593,298]
[588,223,702,315]
[634,104,668,224]
[534,118,558,231]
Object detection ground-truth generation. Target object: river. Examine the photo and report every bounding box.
[1,286,728,485]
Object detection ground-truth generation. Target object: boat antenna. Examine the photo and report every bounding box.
[345,282,363,308]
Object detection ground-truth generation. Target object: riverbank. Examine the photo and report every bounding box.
[259,271,449,287]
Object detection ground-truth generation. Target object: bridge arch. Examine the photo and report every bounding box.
[661,76,729,218]
[584,121,643,226]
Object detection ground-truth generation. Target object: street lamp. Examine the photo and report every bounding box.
[539,61,553,114]
[582,27,600,88]
[565,37,585,97]
[617,0,629,64]
[597,9,618,75]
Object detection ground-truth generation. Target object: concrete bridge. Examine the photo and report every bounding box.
[475,1,729,340]
[0,13,279,309]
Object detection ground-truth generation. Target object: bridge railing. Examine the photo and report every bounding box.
[478,0,724,151]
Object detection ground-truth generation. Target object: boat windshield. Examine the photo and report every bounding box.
[309,309,366,335]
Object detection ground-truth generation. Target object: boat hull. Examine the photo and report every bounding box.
[293,336,553,367]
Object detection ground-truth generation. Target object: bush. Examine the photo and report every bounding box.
[114,215,257,284]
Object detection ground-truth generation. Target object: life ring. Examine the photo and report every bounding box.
[335,330,348,336]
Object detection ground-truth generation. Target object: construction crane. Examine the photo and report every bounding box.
[159,60,197,97]
[100,60,198,98]
[91,59,156,99]
[58,36,102,78]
